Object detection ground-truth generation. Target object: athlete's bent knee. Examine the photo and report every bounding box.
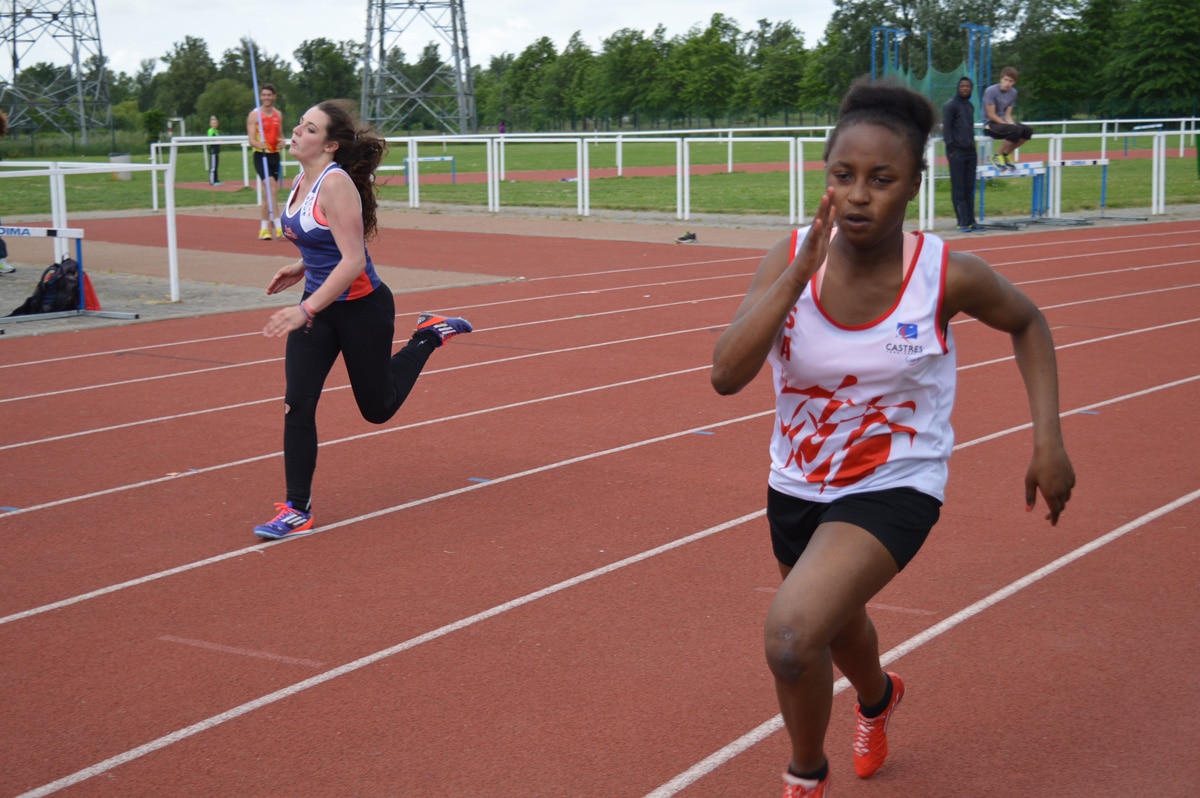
[764,616,822,683]
[358,406,397,425]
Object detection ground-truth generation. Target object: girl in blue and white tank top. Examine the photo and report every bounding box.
[252,99,472,541]
[280,161,381,300]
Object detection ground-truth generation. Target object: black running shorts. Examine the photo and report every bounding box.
[767,486,941,571]
[983,122,1034,143]
[253,151,282,181]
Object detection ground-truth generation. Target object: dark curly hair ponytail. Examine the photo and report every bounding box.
[317,99,387,240]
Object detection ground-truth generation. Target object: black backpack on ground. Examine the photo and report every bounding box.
[9,258,81,315]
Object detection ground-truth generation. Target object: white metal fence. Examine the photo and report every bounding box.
[2,117,1195,301]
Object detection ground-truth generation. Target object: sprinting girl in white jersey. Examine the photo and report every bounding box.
[710,77,1075,797]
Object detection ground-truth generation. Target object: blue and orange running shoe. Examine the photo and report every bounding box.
[415,313,473,347]
[253,501,314,540]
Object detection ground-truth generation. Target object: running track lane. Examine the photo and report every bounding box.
[1,221,1198,796]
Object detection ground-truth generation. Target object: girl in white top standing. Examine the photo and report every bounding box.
[710,78,1075,797]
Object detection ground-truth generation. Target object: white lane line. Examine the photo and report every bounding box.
[7,280,1195,407]
[15,511,767,798]
[5,309,1195,453]
[18,480,1200,797]
[2,364,1190,624]
[0,270,747,372]
[0,406,758,627]
[0,364,712,518]
[0,322,719,405]
[10,383,1200,791]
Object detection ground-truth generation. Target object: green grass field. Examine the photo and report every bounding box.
[2,137,1196,223]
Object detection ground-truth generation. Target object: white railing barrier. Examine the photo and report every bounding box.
[1,119,1190,311]
[1,158,182,299]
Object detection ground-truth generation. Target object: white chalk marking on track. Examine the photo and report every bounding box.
[523,254,759,281]
[3,360,1198,628]
[967,228,1200,258]
[0,331,260,371]
[5,371,1197,630]
[0,402,748,626]
[157,636,325,668]
[1009,256,1199,286]
[642,488,1200,798]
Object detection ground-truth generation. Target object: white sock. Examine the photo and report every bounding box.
[782,771,821,789]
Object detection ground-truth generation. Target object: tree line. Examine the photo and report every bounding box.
[4,0,1197,147]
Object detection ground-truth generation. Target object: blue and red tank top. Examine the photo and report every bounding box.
[280,162,380,300]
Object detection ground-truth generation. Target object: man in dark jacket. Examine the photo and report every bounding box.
[942,77,982,232]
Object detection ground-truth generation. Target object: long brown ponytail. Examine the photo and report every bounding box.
[317,99,387,240]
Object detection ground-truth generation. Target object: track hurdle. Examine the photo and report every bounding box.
[975,160,1048,228]
[1123,123,1162,156]
[0,226,138,327]
[392,155,457,185]
[1047,136,1145,223]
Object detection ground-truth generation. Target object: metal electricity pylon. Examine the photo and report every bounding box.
[1,0,111,141]
[360,0,476,134]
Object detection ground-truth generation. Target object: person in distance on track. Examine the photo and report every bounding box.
[206,115,223,186]
[254,98,472,540]
[247,83,286,240]
[710,77,1075,798]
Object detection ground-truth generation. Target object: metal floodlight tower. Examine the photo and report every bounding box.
[361,0,476,134]
[1,0,111,141]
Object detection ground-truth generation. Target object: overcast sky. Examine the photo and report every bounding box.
[76,1,835,77]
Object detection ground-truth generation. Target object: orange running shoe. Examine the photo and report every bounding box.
[781,770,830,797]
[853,672,905,778]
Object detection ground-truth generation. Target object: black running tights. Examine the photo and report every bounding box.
[282,283,435,511]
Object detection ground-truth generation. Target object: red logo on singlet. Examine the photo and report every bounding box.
[778,375,917,491]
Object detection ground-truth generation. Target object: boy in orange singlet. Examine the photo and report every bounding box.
[247,83,286,239]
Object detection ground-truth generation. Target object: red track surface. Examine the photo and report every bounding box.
[2,216,1198,797]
